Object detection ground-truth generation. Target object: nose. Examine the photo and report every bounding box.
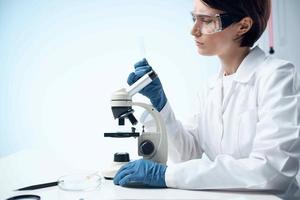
[190,22,202,37]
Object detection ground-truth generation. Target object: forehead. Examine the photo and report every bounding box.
[193,0,223,15]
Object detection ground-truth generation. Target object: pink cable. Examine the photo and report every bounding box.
[268,7,275,54]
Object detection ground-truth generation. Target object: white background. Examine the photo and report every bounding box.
[0,0,299,171]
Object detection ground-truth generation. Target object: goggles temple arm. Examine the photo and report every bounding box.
[219,13,244,30]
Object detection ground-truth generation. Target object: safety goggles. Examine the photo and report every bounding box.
[191,12,243,34]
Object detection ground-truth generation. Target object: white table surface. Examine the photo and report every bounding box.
[0,149,283,200]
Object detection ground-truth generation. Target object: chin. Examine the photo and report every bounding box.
[197,48,215,56]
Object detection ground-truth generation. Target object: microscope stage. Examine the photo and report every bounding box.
[104,132,140,138]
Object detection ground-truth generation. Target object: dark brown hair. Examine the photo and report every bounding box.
[201,0,271,47]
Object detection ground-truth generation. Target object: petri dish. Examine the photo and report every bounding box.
[58,172,104,191]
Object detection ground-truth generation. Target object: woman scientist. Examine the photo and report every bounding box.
[114,0,300,191]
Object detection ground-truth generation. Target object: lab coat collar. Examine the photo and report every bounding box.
[208,46,267,89]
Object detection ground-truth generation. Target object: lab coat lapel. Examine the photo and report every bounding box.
[207,68,224,149]
[233,46,267,83]
[206,46,267,146]
[211,46,267,111]
[208,68,224,119]
[221,46,266,112]
[222,81,236,114]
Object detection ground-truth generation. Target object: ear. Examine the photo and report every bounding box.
[236,17,253,36]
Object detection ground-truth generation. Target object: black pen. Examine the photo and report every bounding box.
[16,181,59,191]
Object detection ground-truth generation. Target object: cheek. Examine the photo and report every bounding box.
[196,36,225,55]
[197,32,234,55]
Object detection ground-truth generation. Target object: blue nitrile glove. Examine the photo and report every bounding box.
[113,159,167,188]
[127,58,167,111]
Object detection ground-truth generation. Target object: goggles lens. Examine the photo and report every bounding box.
[191,13,221,34]
[191,12,242,34]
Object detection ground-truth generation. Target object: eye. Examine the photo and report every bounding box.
[203,20,213,24]
[200,17,213,24]
[191,14,196,22]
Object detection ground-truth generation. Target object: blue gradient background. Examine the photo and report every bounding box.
[1,0,299,162]
[0,0,220,157]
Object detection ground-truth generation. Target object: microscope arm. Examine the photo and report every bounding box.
[132,102,168,164]
[110,69,167,164]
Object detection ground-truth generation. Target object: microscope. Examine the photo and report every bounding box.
[102,70,168,179]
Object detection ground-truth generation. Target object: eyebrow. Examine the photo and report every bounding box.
[191,11,217,17]
[192,10,217,16]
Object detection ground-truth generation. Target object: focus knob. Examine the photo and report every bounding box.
[139,140,155,155]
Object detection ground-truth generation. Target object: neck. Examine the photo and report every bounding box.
[218,46,250,76]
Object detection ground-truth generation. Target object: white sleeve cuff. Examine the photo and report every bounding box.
[165,164,178,188]
[159,101,175,124]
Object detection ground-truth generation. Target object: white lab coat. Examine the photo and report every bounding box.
[159,46,300,190]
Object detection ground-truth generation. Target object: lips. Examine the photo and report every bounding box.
[195,40,204,47]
